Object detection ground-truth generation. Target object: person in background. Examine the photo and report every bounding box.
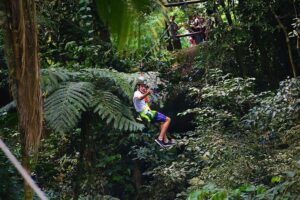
[186,16,197,46]
[198,16,207,41]
[167,15,182,50]
[189,14,206,44]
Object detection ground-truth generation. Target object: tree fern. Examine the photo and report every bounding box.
[6,68,149,132]
[43,68,136,98]
[43,68,145,133]
[83,68,134,100]
[92,90,144,131]
[41,68,75,93]
[44,82,94,133]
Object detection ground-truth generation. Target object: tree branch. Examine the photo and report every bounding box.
[270,5,297,77]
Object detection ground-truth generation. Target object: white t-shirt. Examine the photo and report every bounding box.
[133,90,147,112]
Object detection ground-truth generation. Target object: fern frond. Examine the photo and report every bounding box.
[93,90,144,131]
[83,68,133,100]
[44,82,94,132]
[41,68,75,93]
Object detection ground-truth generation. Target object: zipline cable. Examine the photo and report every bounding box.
[137,23,173,91]
[0,138,48,200]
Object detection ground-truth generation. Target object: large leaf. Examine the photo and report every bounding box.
[44,82,94,132]
[41,68,77,93]
[83,68,133,100]
[93,90,144,131]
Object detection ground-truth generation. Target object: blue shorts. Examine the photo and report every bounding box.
[140,110,167,123]
[153,112,167,123]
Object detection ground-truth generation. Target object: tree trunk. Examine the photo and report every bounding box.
[73,125,86,200]
[233,45,245,77]
[292,0,300,58]
[219,0,233,26]
[3,1,43,199]
[133,160,142,200]
[21,132,34,200]
[270,5,297,77]
[73,112,92,199]
[297,36,300,59]
[230,0,237,21]
[251,26,276,86]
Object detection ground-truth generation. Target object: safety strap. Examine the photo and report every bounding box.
[139,108,157,123]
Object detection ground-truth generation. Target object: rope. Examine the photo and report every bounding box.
[0,138,48,200]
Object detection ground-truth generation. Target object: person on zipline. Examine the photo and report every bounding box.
[133,78,175,148]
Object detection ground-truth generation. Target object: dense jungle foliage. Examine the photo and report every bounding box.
[0,0,300,199]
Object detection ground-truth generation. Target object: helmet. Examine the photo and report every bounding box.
[135,76,146,86]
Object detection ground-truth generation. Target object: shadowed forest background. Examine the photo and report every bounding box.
[0,0,300,199]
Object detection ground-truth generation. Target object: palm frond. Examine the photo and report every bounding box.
[84,68,133,100]
[93,90,144,131]
[44,82,94,133]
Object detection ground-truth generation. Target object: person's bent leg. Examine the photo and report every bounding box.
[159,116,171,141]
[152,111,171,147]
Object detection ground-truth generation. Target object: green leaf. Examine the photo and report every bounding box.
[93,90,144,131]
[44,82,94,132]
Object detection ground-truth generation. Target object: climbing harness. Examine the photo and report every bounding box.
[139,108,157,123]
